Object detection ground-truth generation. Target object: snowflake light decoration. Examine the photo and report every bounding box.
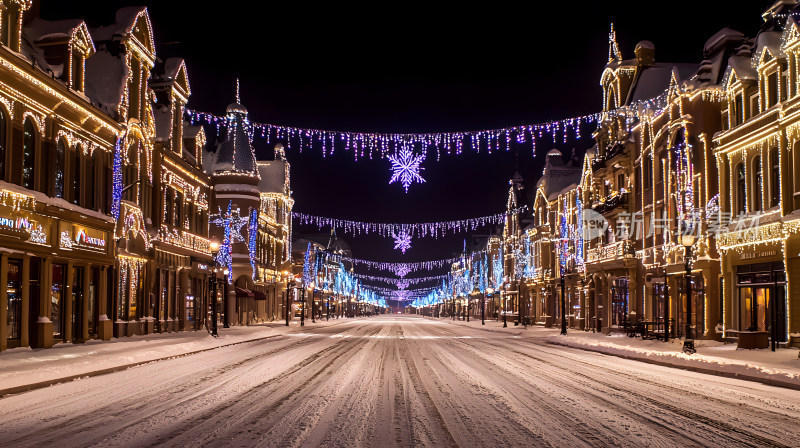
[393,264,411,278]
[393,230,412,254]
[388,148,425,193]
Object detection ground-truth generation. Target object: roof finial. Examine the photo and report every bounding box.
[235,78,240,104]
[608,23,622,63]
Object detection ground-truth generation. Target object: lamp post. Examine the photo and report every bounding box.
[681,232,695,354]
[560,273,566,335]
[503,288,508,328]
[310,283,316,324]
[300,284,305,327]
[209,238,220,337]
[483,288,492,325]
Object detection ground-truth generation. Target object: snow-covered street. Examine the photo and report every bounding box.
[0,315,798,447]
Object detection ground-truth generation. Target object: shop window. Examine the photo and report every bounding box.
[644,154,652,190]
[611,278,628,326]
[52,264,65,339]
[7,260,21,342]
[22,118,36,190]
[54,139,66,199]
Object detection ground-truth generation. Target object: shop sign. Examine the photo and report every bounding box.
[739,250,778,261]
[75,228,106,248]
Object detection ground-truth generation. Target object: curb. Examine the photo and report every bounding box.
[0,332,287,398]
[0,317,365,398]
[545,338,800,391]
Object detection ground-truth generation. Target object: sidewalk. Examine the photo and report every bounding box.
[0,318,345,395]
[544,329,800,389]
[429,316,800,389]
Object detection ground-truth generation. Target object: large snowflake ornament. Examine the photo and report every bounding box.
[393,264,411,278]
[393,230,412,254]
[388,148,425,193]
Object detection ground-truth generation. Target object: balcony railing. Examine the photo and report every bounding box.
[585,240,635,263]
[591,142,626,170]
[592,192,628,215]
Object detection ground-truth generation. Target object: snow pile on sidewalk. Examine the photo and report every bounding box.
[0,324,295,391]
[545,331,800,387]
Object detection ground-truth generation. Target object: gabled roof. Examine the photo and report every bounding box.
[92,6,155,56]
[257,160,288,194]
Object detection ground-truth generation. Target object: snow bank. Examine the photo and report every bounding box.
[545,333,800,387]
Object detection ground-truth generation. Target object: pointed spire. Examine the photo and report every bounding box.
[608,23,622,63]
[235,78,240,104]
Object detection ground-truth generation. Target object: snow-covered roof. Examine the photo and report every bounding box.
[153,104,172,143]
[211,107,258,175]
[538,151,583,201]
[628,63,698,103]
[84,49,128,115]
[257,161,288,194]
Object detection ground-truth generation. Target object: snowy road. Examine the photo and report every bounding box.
[0,315,798,448]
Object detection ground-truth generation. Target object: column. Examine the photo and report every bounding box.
[82,264,91,341]
[0,253,8,351]
[628,266,638,319]
[20,256,30,347]
[179,269,189,331]
[64,261,74,343]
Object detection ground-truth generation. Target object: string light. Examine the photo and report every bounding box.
[293,207,525,240]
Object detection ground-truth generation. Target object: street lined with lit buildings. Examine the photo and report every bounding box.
[0,315,797,447]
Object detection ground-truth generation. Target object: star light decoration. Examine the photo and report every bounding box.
[388,147,425,193]
[393,230,412,254]
[210,202,251,282]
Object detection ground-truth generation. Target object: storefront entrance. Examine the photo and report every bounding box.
[736,262,787,343]
[7,260,22,348]
[611,278,628,326]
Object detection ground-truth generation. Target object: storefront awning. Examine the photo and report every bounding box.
[235,287,254,298]
[253,290,267,300]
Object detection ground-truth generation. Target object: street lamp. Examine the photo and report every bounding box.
[209,237,220,337]
[681,232,696,354]
[484,287,493,325]
[309,283,316,324]
[283,270,292,326]
[502,287,508,328]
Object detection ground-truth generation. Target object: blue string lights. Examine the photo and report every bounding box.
[111,137,123,221]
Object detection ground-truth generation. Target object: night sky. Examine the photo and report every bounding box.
[42,1,770,286]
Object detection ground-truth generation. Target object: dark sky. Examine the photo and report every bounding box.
[41,1,770,291]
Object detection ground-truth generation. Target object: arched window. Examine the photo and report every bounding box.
[86,149,97,210]
[753,156,762,212]
[54,139,66,199]
[22,118,36,189]
[0,107,6,181]
[736,163,746,216]
[71,146,81,206]
[124,142,138,202]
[771,147,780,208]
